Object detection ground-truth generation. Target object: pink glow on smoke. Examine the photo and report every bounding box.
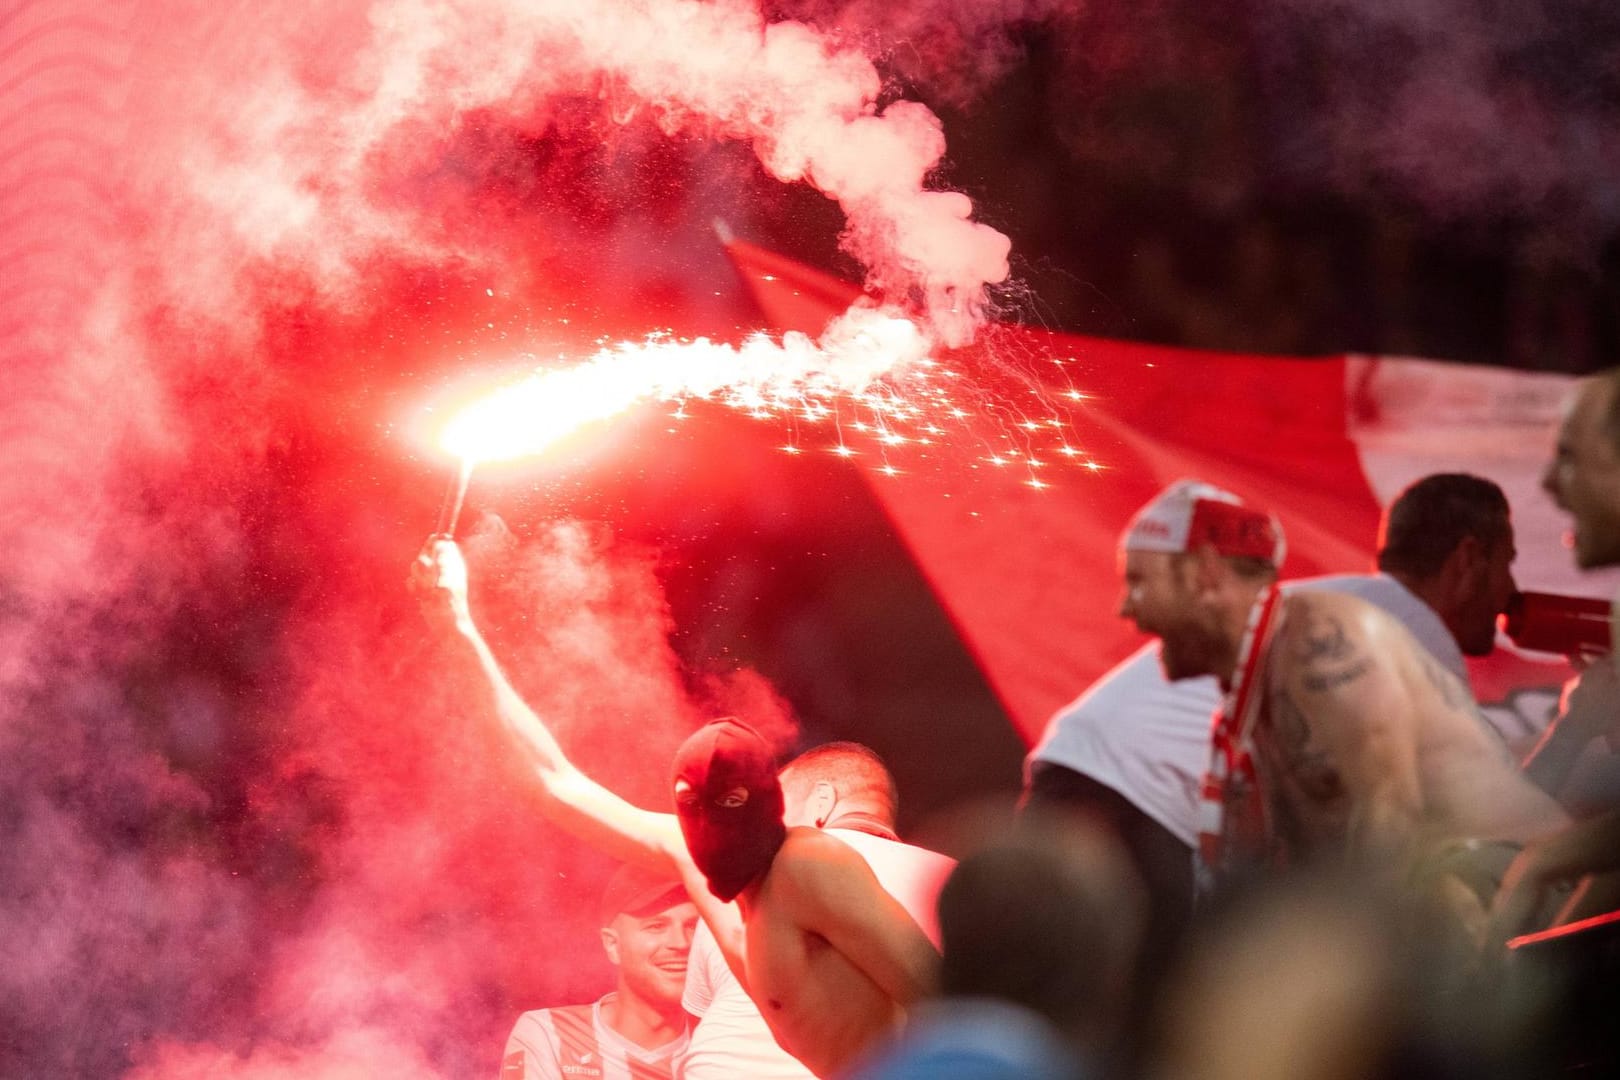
[126,0,1011,346]
[0,0,1025,1074]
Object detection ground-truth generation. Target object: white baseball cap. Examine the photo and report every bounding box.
[1122,479,1286,566]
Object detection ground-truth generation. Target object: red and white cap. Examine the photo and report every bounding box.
[1122,479,1286,567]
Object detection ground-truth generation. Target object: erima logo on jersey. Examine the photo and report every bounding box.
[560,1066,602,1077]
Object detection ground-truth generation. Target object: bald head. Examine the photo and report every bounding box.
[778,742,899,830]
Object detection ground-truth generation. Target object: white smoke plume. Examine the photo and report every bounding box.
[132,0,1012,346]
[766,0,1082,107]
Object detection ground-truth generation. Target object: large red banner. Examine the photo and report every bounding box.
[726,239,1613,751]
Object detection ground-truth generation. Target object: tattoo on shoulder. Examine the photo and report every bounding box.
[1290,610,1372,693]
[1293,608,1355,664]
[1301,665,1371,693]
[1270,687,1312,757]
[1268,687,1341,799]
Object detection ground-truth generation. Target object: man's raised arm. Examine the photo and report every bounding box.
[412,537,692,874]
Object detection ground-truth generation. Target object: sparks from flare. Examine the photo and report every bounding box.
[432,307,1106,495]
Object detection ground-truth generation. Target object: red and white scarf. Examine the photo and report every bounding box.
[1197,584,1284,880]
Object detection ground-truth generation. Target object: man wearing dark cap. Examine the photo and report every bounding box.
[678,740,951,1080]
[1113,479,1566,888]
[501,864,697,1080]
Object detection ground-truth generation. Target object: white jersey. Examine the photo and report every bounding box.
[1029,573,1474,848]
[678,827,954,1079]
[502,994,688,1080]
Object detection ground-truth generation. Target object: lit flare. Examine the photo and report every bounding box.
[437,306,931,465]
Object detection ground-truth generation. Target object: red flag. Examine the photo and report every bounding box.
[725,240,1611,747]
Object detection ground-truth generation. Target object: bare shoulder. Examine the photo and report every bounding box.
[1275,590,1391,693]
[782,825,836,848]
[771,827,886,911]
[1281,588,1391,639]
[777,826,862,870]
[1279,589,1475,719]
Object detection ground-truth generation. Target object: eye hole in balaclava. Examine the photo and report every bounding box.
[671,719,786,901]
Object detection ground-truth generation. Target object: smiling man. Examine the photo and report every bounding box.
[502,865,697,1080]
[1486,369,1620,944]
[1543,369,1620,571]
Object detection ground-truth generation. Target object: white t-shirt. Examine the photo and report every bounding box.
[1028,573,1474,848]
[678,828,955,1080]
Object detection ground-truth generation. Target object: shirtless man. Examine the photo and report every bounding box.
[413,537,951,1078]
[1028,474,1530,936]
[1116,480,1569,886]
[671,719,940,1076]
[680,742,949,1080]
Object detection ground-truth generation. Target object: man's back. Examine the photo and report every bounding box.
[1029,572,1485,855]
[682,829,953,1079]
[1253,590,1568,861]
[739,828,949,1078]
[825,828,955,944]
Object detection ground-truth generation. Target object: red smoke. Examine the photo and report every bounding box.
[13,0,1608,1075]
[0,0,1004,1074]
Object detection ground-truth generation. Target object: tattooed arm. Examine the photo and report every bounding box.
[1272,593,1425,856]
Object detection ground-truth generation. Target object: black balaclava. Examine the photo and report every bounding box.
[672,719,786,902]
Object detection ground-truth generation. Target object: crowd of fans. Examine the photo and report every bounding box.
[416,369,1620,1079]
